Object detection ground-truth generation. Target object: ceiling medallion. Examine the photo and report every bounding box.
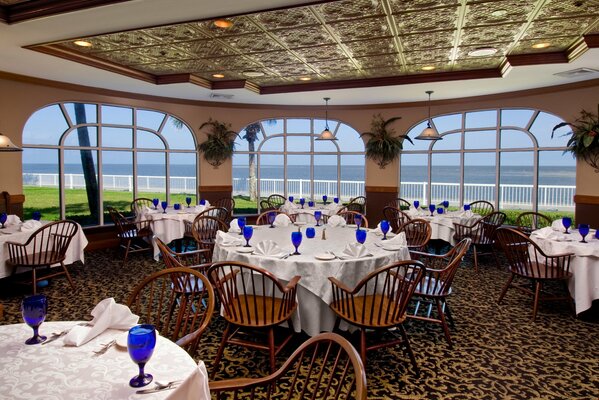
[73,40,92,47]
[243,71,265,78]
[467,47,498,57]
[213,19,233,28]
[212,73,225,78]
[532,42,551,49]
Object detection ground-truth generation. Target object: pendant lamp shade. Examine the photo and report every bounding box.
[316,97,338,141]
[415,91,442,141]
[0,133,23,151]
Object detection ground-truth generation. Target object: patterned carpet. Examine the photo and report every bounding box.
[1,248,598,399]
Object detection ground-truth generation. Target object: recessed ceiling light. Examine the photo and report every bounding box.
[213,19,233,28]
[243,71,265,78]
[212,73,225,78]
[467,47,498,57]
[73,40,92,47]
[299,77,311,81]
[421,66,435,71]
[532,42,551,49]
[491,9,508,17]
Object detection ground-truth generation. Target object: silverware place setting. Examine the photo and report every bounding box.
[136,380,183,394]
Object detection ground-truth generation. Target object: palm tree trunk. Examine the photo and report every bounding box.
[74,103,99,221]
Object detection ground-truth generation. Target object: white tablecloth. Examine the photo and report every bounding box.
[280,202,343,223]
[530,228,599,314]
[415,210,480,245]
[213,225,410,336]
[0,221,88,279]
[0,321,206,400]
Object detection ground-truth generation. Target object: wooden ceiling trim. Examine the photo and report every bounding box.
[584,34,599,48]
[0,6,7,22]
[4,0,132,24]
[506,51,569,67]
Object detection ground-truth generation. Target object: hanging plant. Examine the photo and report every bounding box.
[198,118,239,167]
[360,114,413,168]
[552,108,599,172]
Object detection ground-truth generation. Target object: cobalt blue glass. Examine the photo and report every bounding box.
[334,197,339,204]
[32,211,42,221]
[291,231,302,255]
[380,220,390,241]
[322,195,328,204]
[128,324,157,388]
[437,207,444,214]
[464,204,471,211]
[152,198,159,210]
[308,201,314,208]
[22,294,47,345]
[356,229,367,244]
[268,212,276,228]
[299,198,305,209]
[595,228,599,240]
[314,211,322,226]
[199,199,206,206]
[354,214,362,229]
[243,226,253,247]
[443,200,449,208]
[161,201,168,214]
[306,227,315,238]
[288,196,294,203]
[578,224,589,243]
[429,204,436,216]
[562,217,572,234]
[174,203,181,211]
[0,213,6,229]
[413,200,420,209]
[238,217,246,236]
[185,197,192,208]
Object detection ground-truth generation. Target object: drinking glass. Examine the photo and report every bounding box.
[32,211,42,221]
[174,203,181,211]
[299,198,305,209]
[354,214,362,229]
[562,217,572,234]
[322,195,328,204]
[199,199,206,206]
[161,201,168,214]
[578,224,589,243]
[437,207,444,215]
[128,324,157,388]
[21,294,47,345]
[443,200,449,208]
[413,200,420,209]
[152,198,159,210]
[288,196,294,203]
[429,204,436,216]
[268,212,276,228]
[380,220,390,240]
[0,213,7,228]
[463,204,471,211]
[356,229,367,244]
[595,228,599,240]
[314,211,322,226]
[333,197,339,204]
[185,197,192,208]
[243,226,253,247]
[306,227,315,238]
[238,217,246,236]
[308,201,314,208]
[291,231,302,255]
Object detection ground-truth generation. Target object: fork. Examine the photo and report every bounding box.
[136,380,183,394]
[42,322,92,345]
[92,339,116,356]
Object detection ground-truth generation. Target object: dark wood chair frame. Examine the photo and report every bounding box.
[515,211,552,236]
[453,211,506,273]
[468,200,495,217]
[190,215,228,260]
[212,197,236,224]
[267,194,287,210]
[256,210,296,225]
[336,210,369,228]
[108,207,153,267]
[130,197,154,217]
[387,197,411,210]
[383,206,412,234]
[183,207,229,251]
[398,218,432,252]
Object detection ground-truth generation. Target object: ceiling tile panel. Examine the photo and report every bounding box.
[144,24,206,43]
[268,63,316,76]
[404,48,452,64]
[456,43,511,59]
[400,31,455,51]
[461,23,524,45]
[247,50,302,66]
[464,0,533,27]
[96,32,162,49]
[252,8,319,30]
[196,16,261,37]
[174,39,237,58]
[91,49,157,66]
[355,54,400,69]
[292,44,348,62]
[454,56,503,70]
[136,62,182,75]
[395,9,459,34]
[328,17,391,41]
[404,63,451,73]
[510,36,579,54]
[274,26,336,49]
[315,0,385,21]
[523,18,597,39]
[221,33,284,53]
[388,0,458,13]
[310,59,356,74]
[537,0,599,19]
[343,38,397,57]
[361,66,404,77]
[204,55,261,71]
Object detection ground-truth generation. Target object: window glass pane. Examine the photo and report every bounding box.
[334,122,364,152]
[101,105,132,125]
[465,110,497,129]
[23,104,68,145]
[314,137,339,152]
[22,148,59,220]
[260,136,284,152]
[530,112,570,147]
[287,155,311,199]
[287,118,310,133]
[102,151,133,217]
[501,109,534,128]
[64,149,99,226]
[464,152,495,205]
[170,152,196,206]
[500,129,534,148]
[65,103,97,125]
[137,152,166,201]
[260,154,284,197]
[64,127,98,147]
[314,155,338,199]
[237,123,264,152]
[431,153,460,205]
[286,135,311,152]
[464,130,496,149]
[405,121,433,151]
[262,119,284,136]
[136,109,165,131]
[500,152,533,213]
[340,155,365,201]
[433,113,462,133]
[102,127,132,148]
[161,116,195,150]
[400,153,428,203]
[137,129,165,149]
[538,150,575,212]
[432,132,461,150]
[233,153,258,214]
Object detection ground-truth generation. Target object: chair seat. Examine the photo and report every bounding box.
[414,276,452,296]
[514,264,573,280]
[7,251,64,267]
[225,295,292,327]
[330,294,407,328]
[120,227,152,239]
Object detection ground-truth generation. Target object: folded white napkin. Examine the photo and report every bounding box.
[165,361,210,400]
[381,232,407,250]
[533,227,557,240]
[273,214,292,227]
[327,215,346,227]
[284,200,298,209]
[254,240,287,258]
[406,207,420,217]
[216,230,244,247]
[229,218,241,233]
[325,203,339,211]
[63,298,139,347]
[551,219,566,231]
[372,222,383,235]
[5,214,21,225]
[20,219,42,232]
[194,205,207,213]
[339,243,369,259]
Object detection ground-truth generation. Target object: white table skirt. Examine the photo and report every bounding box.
[416,211,480,245]
[213,225,410,336]
[280,203,343,224]
[0,321,205,400]
[0,221,88,279]
[530,229,599,314]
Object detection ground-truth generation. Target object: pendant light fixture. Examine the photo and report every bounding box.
[415,90,442,140]
[316,97,337,141]
[0,132,22,151]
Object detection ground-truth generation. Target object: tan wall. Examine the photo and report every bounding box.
[1,72,598,197]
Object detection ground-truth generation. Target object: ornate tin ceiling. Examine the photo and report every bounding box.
[27,0,599,94]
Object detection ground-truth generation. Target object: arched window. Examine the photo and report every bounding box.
[233,118,364,214]
[400,108,575,214]
[22,103,197,226]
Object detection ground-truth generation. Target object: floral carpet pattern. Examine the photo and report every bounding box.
[1,249,598,399]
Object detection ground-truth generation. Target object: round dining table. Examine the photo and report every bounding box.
[212,224,410,336]
[0,321,202,399]
[409,209,480,245]
[279,202,343,224]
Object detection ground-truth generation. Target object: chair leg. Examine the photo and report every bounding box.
[532,281,542,321]
[398,324,419,375]
[436,299,452,348]
[268,327,276,374]
[473,245,479,273]
[444,301,455,329]
[122,240,131,267]
[332,317,341,332]
[359,328,367,365]
[211,323,231,379]
[61,262,76,290]
[498,273,515,304]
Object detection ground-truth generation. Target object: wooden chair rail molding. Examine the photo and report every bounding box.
[574,195,599,205]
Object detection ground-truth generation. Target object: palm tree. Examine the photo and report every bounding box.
[242,123,260,201]
[74,103,99,221]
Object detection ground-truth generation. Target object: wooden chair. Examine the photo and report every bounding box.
[408,238,471,347]
[259,199,274,212]
[387,197,411,210]
[183,207,229,251]
[496,228,574,321]
[191,215,228,260]
[515,211,552,236]
[349,196,366,213]
[130,197,154,217]
[256,210,296,225]
[453,211,506,273]
[108,207,153,267]
[6,220,78,295]
[207,261,300,376]
[155,236,211,271]
[398,218,431,252]
[383,206,412,233]
[336,210,368,228]
[345,202,364,214]
[468,200,494,217]
[212,197,235,224]
[209,332,367,400]
[329,260,425,369]
[267,194,286,209]
[127,267,214,355]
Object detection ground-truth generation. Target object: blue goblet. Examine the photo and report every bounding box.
[268,212,276,228]
[185,197,192,208]
[578,224,590,243]
[429,204,436,216]
[380,220,390,240]
[22,295,47,345]
[288,196,294,203]
[299,198,305,209]
[174,203,181,211]
[413,200,420,209]
[314,211,322,227]
[291,231,302,255]
[333,197,339,204]
[562,217,572,234]
[322,195,328,204]
[32,211,42,221]
[464,204,471,211]
[0,213,7,229]
[161,201,168,214]
[152,198,159,210]
[199,199,206,206]
[128,324,157,388]
[595,228,599,240]
[437,207,444,215]
[238,217,246,236]
[356,229,367,244]
[308,201,314,208]
[243,226,253,247]
[354,214,363,229]
[306,227,315,239]
[443,200,449,208]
